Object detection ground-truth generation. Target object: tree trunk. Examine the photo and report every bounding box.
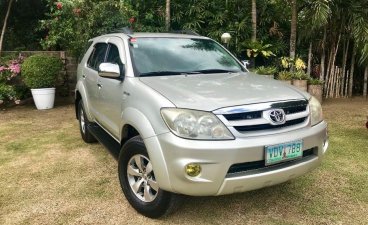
[320,26,327,81]
[165,0,171,31]
[324,47,334,97]
[307,42,312,76]
[325,32,341,98]
[289,0,297,60]
[251,0,257,42]
[341,38,349,97]
[345,69,350,96]
[364,66,368,98]
[348,45,356,97]
[0,0,14,56]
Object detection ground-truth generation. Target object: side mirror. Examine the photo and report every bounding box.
[98,63,121,78]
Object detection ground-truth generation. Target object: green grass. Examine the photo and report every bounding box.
[0,98,367,224]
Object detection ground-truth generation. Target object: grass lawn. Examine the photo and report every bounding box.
[0,98,367,225]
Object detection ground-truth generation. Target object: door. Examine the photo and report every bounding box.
[97,38,127,139]
[83,43,108,118]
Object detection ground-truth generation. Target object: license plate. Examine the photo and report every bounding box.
[265,140,303,165]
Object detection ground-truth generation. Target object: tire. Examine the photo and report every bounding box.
[77,100,97,143]
[118,136,182,218]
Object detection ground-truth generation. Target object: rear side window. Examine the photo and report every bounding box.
[87,43,108,70]
[78,40,93,63]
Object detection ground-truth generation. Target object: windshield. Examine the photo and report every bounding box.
[129,38,244,76]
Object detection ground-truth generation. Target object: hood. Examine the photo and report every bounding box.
[139,72,309,111]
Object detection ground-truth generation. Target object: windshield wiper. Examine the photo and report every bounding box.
[139,71,200,77]
[189,69,238,74]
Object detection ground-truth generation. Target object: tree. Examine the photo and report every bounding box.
[165,0,170,31]
[299,0,331,78]
[0,0,14,56]
[363,67,368,98]
[289,0,297,61]
[40,0,135,57]
[251,0,257,42]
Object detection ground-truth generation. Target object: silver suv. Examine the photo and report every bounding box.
[75,31,328,218]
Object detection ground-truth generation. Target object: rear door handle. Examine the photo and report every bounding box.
[82,74,86,79]
[97,83,102,88]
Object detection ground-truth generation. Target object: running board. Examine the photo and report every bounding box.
[88,124,120,159]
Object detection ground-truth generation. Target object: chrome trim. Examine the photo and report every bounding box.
[227,116,310,137]
[219,106,309,127]
[215,100,310,137]
[213,99,307,115]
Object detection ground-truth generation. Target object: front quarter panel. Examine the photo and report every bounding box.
[75,80,94,121]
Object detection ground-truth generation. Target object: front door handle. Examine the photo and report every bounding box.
[82,74,86,79]
[97,83,102,89]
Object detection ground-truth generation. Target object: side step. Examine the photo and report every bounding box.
[88,123,121,159]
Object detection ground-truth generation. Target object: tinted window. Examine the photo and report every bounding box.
[87,43,108,70]
[129,38,243,76]
[79,40,93,63]
[106,44,122,65]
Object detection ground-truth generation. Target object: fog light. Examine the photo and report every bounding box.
[185,164,201,177]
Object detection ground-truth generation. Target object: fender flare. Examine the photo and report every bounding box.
[120,107,173,191]
[75,81,94,121]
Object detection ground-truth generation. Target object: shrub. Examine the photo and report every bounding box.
[22,55,63,89]
[0,84,16,101]
[277,71,293,80]
[292,71,309,80]
[40,0,134,57]
[308,78,324,85]
[0,54,27,104]
[255,66,277,75]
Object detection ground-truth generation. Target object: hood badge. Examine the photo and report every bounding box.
[265,109,286,125]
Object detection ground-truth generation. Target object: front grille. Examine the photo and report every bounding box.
[224,103,307,121]
[215,100,309,134]
[234,117,307,132]
[227,147,316,176]
[224,111,262,121]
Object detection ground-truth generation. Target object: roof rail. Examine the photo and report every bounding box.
[169,30,200,36]
[109,27,134,35]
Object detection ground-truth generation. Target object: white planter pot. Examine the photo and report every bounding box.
[31,88,56,110]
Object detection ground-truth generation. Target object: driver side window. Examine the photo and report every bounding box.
[106,44,122,66]
[87,43,108,71]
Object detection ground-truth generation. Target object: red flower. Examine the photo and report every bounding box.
[129,17,135,23]
[56,2,62,10]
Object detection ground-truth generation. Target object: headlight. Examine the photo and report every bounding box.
[309,96,323,126]
[161,108,234,140]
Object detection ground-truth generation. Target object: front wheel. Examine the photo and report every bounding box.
[118,136,181,218]
[77,101,96,143]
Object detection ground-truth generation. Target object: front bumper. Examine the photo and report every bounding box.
[144,121,328,196]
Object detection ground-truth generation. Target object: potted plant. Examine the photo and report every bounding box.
[22,54,63,110]
[277,71,293,84]
[292,70,309,92]
[254,66,277,79]
[308,78,323,103]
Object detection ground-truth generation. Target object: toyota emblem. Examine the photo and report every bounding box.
[268,109,286,125]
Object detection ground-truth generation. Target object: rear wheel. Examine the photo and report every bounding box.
[78,101,96,143]
[118,136,181,218]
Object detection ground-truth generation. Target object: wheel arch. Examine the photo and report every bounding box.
[75,81,93,121]
[120,108,173,192]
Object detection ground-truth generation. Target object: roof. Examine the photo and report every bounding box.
[93,32,210,41]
